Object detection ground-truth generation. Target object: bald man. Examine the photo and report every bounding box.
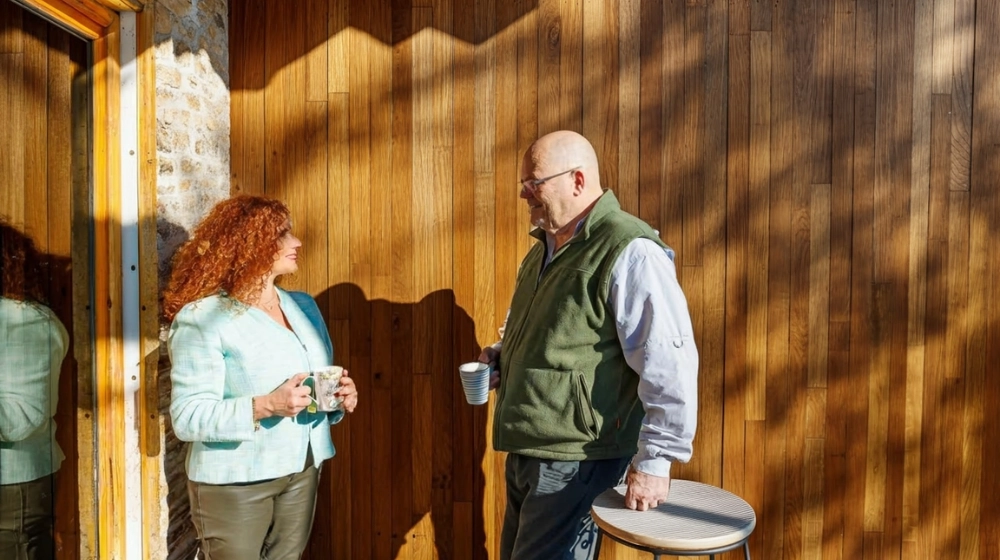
[475,131,699,560]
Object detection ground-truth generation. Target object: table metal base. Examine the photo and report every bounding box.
[597,528,751,560]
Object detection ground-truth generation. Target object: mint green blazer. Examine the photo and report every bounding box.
[0,297,67,485]
[168,289,343,484]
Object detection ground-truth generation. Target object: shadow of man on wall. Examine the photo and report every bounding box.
[308,282,490,560]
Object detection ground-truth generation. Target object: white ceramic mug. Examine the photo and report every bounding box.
[458,361,492,405]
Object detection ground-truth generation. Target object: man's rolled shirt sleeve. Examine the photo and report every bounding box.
[610,238,699,477]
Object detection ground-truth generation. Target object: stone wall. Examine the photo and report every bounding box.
[151,1,230,558]
[154,0,230,282]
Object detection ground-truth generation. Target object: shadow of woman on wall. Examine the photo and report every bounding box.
[307,282,490,560]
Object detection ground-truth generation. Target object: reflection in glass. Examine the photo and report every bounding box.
[0,220,69,560]
[2,2,93,557]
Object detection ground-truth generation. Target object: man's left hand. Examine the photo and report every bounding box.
[624,466,671,511]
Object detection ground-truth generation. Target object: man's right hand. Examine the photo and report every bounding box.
[258,373,313,418]
[624,465,671,511]
[477,347,501,390]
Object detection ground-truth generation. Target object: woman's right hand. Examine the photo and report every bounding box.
[257,373,313,418]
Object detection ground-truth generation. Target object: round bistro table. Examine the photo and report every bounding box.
[590,480,757,559]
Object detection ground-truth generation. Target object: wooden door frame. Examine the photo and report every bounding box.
[14,2,157,559]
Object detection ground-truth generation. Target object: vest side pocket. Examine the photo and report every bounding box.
[574,372,600,440]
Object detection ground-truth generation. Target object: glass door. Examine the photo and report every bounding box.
[1,2,94,559]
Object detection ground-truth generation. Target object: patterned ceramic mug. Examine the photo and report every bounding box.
[305,365,344,412]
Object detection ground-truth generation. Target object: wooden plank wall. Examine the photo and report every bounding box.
[0,3,91,559]
[228,0,1000,558]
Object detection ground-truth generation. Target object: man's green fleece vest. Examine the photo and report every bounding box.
[493,191,668,461]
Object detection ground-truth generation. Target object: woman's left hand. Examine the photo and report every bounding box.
[336,371,358,413]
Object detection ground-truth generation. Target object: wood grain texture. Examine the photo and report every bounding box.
[696,0,727,492]
[17,0,108,38]
[68,34,96,560]
[904,3,930,543]
[22,14,46,248]
[536,0,560,137]
[661,0,684,271]
[0,53,24,220]
[135,8,163,560]
[45,26,74,559]
[347,2,374,557]
[969,3,999,560]
[558,0,582,132]
[229,0,266,195]
[724,23,748,503]
[93,18,128,560]
[306,0,329,101]
[451,0,477,524]
[615,0,638,214]
[225,1,1000,558]
[637,0,662,232]
[371,4,396,560]
[513,0,534,260]
[90,0,142,12]
[680,2,705,268]
[950,0,974,193]
[747,30,768,422]
[822,5,855,556]
[904,8,931,548]
[582,0,617,195]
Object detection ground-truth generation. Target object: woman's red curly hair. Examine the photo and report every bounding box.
[162,195,291,321]
[0,217,51,304]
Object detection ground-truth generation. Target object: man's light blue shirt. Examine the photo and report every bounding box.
[168,288,343,485]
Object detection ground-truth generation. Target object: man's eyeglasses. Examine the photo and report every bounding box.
[519,167,580,195]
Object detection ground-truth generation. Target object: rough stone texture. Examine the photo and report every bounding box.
[151,1,230,559]
[155,0,230,287]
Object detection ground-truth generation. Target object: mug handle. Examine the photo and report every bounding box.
[302,375,318,413]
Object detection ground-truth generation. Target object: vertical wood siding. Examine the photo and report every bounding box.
[229,0,1000,558]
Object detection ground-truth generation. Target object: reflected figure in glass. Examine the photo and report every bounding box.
[0,218,68,560]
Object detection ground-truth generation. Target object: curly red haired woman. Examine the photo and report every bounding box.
[163,195,358,560]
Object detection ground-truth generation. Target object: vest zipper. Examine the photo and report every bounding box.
[496,238,576,428]
[495,260,545,424]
